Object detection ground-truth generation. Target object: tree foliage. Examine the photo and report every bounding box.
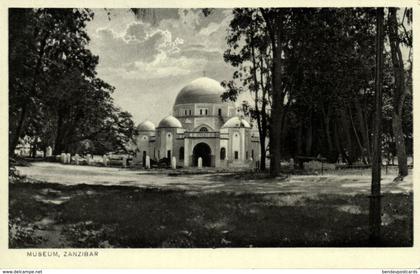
[9,8,134,156]
[223,8,272,170]
[222,8,412,175]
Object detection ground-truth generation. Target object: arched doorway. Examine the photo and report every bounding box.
[192,142,212,167]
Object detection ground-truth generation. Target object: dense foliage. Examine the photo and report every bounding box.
[222,8,412,176]
[9,9,134,156]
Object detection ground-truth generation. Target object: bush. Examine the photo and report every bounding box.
[9,217,43,247]
[304,160,336,170]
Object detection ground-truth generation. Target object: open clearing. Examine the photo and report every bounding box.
[16,162,412,195]
[9,162,413,248]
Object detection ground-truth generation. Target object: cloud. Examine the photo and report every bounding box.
[178,49,221,60]
[89,9,228,80]
[178,9,201,28]
[152,29,184,55]
[87,8,237,123]
[92,9,232,69]
[199,22,220,36]
[125,22,149,41]
[100,52,206,80]
[91,24,183,68]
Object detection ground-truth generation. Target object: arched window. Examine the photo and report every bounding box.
[218,108,222,116]
[220,147,226,160]
[179,147,184,160]
[199,127,208,132]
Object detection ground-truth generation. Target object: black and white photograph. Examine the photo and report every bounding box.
[8,6,413,250]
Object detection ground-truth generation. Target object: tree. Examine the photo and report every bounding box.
[370,7,384,245]
[9,9,135,157]
[222,9,374,171]
[9,8,95,154]
[88,109,135,154]
[259,9,287,176]
[223,8,272,171]
[387,7,411,177]
[223,8,294,175]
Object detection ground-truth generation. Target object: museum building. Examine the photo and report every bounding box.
[134,77,260,168]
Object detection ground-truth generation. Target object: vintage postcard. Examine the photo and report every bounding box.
[0,0,419,269]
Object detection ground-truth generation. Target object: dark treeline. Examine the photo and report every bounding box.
[9,9,134,156]
[221,8,412,177]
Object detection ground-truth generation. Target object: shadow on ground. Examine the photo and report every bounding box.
[9,180,413,248]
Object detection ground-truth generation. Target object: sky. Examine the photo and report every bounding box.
[86,8,237,126]
[85,9,412,126]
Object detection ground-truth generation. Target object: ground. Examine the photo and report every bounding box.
[9,162,413,248]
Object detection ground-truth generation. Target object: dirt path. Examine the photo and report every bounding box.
[16,162,412,195]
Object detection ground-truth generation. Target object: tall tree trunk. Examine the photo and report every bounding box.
[297,121,303,156]
[347,105,366,164]
[31,140,37,158]
[388,7,408,177]
[333,120,348,164]
[304,113,312,155]
[250,38,267,171]
[9,31,49,155]
[335,126,350,164]
[321,105,333,156]
[339,107,354,164]
[53,112,65,155]
[259,67,269,171]
[259,137,266,171]
[260,97,268,171]
[354,98,371,163]
[370,7,384,245]
[268,12,285,177]
[392,112,408,176]
[9,104,28,155]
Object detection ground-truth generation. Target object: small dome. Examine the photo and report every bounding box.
[222,116,251,129]
[174,77,226,105]
[158,115,183,128]
[136,120,155,132]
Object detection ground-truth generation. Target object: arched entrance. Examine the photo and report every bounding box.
[192,142,212,167]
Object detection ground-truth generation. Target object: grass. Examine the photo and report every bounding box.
[9,178,412,248]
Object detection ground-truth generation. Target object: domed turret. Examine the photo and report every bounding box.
[222,116,251,129]
[136,120,155,132]
[174,77,226,105]
[158,115,183,128]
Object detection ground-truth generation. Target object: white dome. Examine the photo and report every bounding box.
[158,115,183,128]
[136,120,155,132]
[222,116,251,129]
[174,77,226,105]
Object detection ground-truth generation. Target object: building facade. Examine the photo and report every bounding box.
[134,77,260,168]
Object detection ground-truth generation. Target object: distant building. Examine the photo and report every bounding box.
[134,77,260,168]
